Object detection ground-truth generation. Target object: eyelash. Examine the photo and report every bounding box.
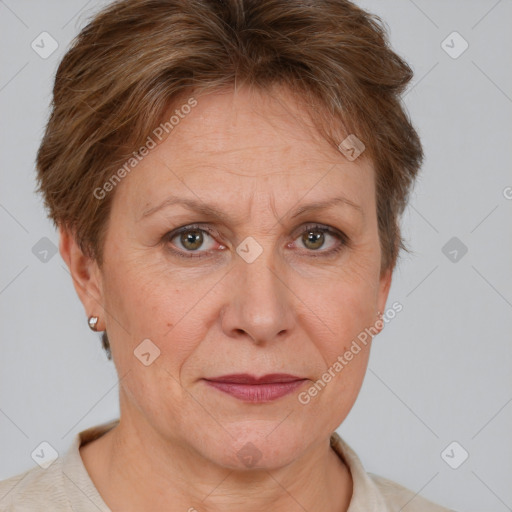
[163,223,349,259]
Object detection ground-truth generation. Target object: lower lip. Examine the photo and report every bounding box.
[204,379,306,402]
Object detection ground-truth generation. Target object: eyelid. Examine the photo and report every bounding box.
[292,223,350,254]
[165,223,220,251]
[294,222,348,241]
[164,222,349,258]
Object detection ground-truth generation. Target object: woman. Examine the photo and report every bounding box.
[0,0,454,510]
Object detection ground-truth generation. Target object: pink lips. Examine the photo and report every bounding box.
[203,373,307,403]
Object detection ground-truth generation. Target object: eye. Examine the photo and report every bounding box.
[164,224,223,258]
[164,223,349,259]
[291,223,348,256]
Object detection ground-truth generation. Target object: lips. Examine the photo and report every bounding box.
[203,373,307,402]
[206,373,304,384]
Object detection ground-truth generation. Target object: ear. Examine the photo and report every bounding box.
[377,267,392,313]
[59,225,106,331]
[375,266,393,333]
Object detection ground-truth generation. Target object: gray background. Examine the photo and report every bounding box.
[0,1,511,510]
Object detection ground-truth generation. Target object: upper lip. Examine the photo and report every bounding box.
[204,373,305,384]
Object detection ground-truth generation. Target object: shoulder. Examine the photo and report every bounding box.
[0,459,69,511]
[329,431,457,512]
[0,420,118,512]
[369,472,457,512]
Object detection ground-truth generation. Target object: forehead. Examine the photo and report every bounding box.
[114,86,375,221]
[165,86,356,166]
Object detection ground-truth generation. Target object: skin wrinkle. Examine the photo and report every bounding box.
[61,85,392,512]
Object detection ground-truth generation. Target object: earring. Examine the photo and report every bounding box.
[88,316,99,332]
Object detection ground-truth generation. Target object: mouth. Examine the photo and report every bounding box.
[202,373,307,403]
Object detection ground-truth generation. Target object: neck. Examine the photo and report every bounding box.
[80,419,352,512]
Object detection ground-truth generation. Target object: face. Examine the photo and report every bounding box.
[66,85,391,469]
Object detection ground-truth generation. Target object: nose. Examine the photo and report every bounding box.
[220,244,294,345]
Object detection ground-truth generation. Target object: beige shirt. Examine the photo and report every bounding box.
[0,419,454,511]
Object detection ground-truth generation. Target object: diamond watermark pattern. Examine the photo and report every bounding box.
[134,338,161,366]
[32,237,58,263]
[337,134,366,161]
[237,442,263,468]
[442,236,468,263]
[236,236,263,263]
[31,32,59,59]
[441,31,468,59]
[441,441,469,469]
[31,441,59,469]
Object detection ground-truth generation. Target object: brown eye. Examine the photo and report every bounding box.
[302,229,325,250]
[179,229,204,251]
[294,224,348,256]
[164,224,220,258]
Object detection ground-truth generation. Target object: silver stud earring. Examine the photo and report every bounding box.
[88,316,99,332]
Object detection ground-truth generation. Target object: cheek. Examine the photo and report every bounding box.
[291,259,379,408]
[297,258,379,348]
[105,254,168,327]
[101,223,380,370]
[325,355,370,429]
[102,257,210,370]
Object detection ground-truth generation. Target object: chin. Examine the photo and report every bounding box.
[198,422,312,471]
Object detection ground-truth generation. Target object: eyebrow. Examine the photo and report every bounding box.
[138,195,363,222]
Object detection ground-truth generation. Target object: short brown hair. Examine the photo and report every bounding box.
[36,0,423,359]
